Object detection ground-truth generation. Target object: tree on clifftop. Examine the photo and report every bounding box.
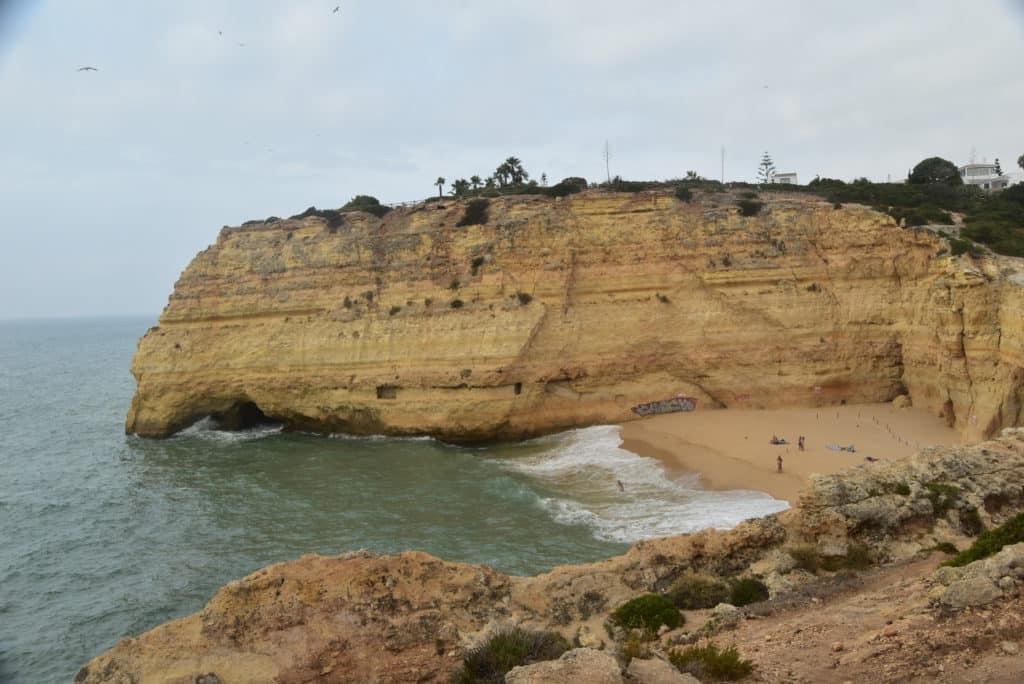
[435,176,445,198]
[1018,154,1024,173]
[757,152,776,184]
[908,157,962,186]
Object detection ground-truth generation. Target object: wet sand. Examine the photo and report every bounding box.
[619,403,962,504]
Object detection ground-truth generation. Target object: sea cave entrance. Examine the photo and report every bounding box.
[211,400,280,431]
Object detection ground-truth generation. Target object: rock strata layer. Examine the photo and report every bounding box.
[127,190,1024,441]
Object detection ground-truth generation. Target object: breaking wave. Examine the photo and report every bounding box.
[493,425,789,543]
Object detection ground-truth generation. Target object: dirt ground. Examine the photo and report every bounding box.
[684,552,1024,683]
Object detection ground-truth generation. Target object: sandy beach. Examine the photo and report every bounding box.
[619,403,963,504]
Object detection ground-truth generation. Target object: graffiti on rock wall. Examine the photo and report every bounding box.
[631,395,698,417]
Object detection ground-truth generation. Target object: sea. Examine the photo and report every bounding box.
[0,317,788,683]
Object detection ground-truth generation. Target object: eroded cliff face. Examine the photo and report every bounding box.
[126,190,1024,441]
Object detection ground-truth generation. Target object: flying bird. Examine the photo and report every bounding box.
[237,42,246,47]
[77,66,98,72]
[218,30,223,36]
[333,5,340,13]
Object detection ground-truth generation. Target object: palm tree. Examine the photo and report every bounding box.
[470,175,482,190]
[435,177,445,198]
[504,156,528,185]
[493,162,511,187]
[452,178,470,196]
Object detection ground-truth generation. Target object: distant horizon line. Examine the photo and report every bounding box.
[0,312,159,323]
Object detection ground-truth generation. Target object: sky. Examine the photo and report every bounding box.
[0,1,1022,319]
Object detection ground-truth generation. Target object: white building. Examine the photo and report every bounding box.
[771,172,798,184]
[959,162,1009,192]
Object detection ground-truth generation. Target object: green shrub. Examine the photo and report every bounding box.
[737,199,763,217]
[949,237,972,256]
[895,482,911,496]
[341,195,391,218]
[457,199,490,227]
[450,278,461,290]
[449,628,570,684]
[669,643,754,681]
[515,291,533,305]
[675,186,694,203]
[543,178,587,198]
[833,202,843,210]
[450,299,464,309]
[925,482,960,517]
[788,545,820,573]
[577,590,606,619]
[728,578,769,606]
[470,256,486,275]
[667,574,730,610]
[290,206,345,231]
[388,305,401,316]
[944,513,1024,567]
[610,594,683,633]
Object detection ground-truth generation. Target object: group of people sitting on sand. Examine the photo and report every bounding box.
[770,435,806,451]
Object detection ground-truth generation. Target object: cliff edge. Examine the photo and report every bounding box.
[127,190,1024,441]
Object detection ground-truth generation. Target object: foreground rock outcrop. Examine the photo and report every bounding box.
[79,430,1024,683]
[127,190,1024,441]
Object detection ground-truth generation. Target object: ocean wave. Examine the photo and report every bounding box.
[173,418,283,444]
[495,425,789,543]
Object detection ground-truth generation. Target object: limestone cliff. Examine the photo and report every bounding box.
[126,190,1024,442]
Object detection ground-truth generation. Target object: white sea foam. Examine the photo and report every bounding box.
[174,417,283,444]
[496,425,789,543]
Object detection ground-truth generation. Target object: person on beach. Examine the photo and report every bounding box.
[777,454,783,473]
[617,479,625,492]
[798,435,805,451]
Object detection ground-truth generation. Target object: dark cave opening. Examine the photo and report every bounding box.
[211,401,279,431]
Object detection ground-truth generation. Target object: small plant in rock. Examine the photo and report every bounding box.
[959,507,984,536]
[667,573,730,610]
[788,545,820,573]
[609,594,683,634]
[669,643,754,681]
[895,482,911,496]
[925,482,960,517]
[620,634,651,664]
[656,293,670,303]
[728,578,769,607]
[448,628,570,684]
[388,305,402,316]
[515,291,532,305]
[929,541,959,555]
[449,278,461,290]
[944,512,1024,567]
[470,256,486,275]
[577,590,606,619]
[450,299,464,309]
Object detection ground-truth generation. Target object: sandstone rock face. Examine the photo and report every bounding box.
[504,648,622,684]
[126,190,1024,441]
[626,656,702,684]
[931,542,1024,610]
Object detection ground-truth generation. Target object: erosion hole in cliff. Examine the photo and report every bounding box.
[376,385,398,400]
[211,401,279,431]
[514,382,522,395]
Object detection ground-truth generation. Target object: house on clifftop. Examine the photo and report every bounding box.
[959,162,1009,192]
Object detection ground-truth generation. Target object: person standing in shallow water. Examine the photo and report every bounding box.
[777,454,783,473]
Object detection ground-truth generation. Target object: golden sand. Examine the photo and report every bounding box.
[619,403,963,504]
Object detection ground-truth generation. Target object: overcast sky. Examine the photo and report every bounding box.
[1,1,1022,319]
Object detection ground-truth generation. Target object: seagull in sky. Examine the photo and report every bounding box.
[237,42,246,47]
[333,5,340,13]
[77,66,98,72]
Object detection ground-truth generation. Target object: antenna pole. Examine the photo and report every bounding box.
[603,140,611,184]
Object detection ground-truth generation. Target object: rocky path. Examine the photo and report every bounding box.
[717,554,1024,683]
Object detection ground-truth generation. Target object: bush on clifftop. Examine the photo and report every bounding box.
[610,594,683,633]
[669,643,755,681]
[667,573,730,610]
[449,628,570,684]
[944,512,1024,568]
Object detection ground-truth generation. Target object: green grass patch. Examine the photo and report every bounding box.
[895,482,911,496]
[666,573,730,610]
[669,643,755,681]
[788,545,820,573]
[449,628,570,684]
[610,594,683,633]
[675,186,694,203]
[943,512,1024,567]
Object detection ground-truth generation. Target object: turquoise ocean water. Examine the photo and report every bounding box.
[0,317,786,683]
